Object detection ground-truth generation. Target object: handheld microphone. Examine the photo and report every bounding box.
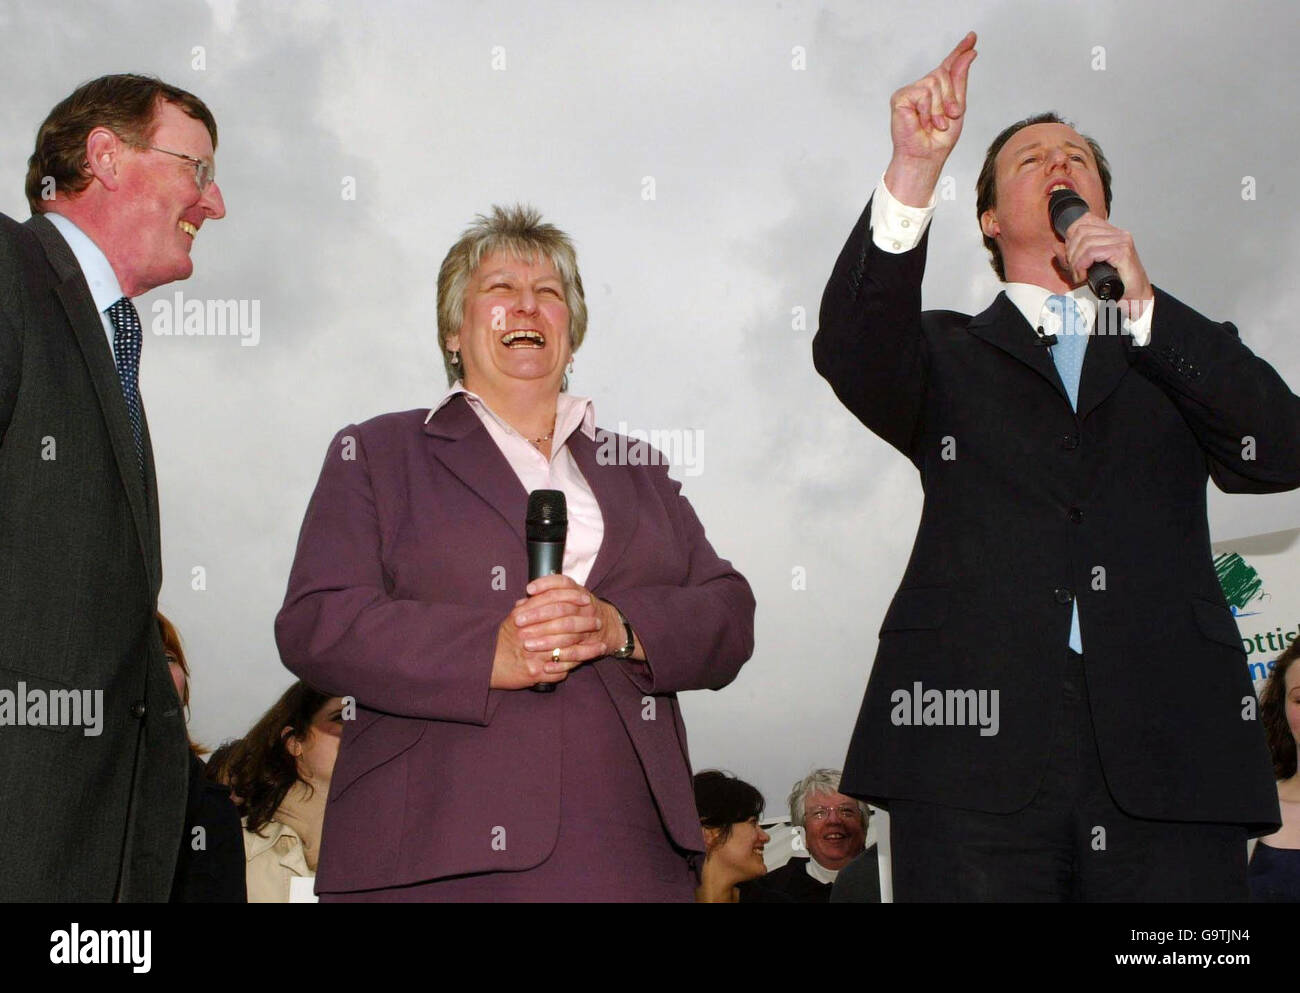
[1048,188,1124,301]
[525,489,567,694]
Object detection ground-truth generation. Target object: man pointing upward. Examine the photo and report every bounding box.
[815,32,1300,901]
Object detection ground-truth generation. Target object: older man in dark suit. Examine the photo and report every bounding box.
[0,75,226,901]
[815,33,1300,900]
[741,768,880,903]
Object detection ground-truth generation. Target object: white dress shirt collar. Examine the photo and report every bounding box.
[43,212,124,312]
[1003,282,1098,336]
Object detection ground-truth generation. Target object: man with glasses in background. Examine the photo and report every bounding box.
[0,74,226,901]
[741,768,879,902]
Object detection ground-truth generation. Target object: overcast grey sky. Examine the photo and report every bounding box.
[3,0,1297,812]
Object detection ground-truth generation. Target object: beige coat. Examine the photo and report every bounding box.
[243,818,312,903]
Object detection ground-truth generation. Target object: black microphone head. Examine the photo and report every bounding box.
[526,489,567,543]
[1048,187,1089,238]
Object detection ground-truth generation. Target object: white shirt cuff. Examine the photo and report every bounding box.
[1125,297,1155,346]
[871,174,936,254]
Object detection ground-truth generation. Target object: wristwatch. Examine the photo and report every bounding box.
[609,602,635,659]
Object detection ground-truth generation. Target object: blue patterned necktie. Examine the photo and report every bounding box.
[1044,293,1087,653]
[107,296,145,478]
[1045,292,1086,408]
[1044,294,1088,410]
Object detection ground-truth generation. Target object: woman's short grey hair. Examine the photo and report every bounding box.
[788,768,870,828]
[435,203,588,386]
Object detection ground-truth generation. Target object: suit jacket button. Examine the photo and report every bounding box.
[1067,507,1083,523]
[129,701,147,720]
[1054,588,1074,604]
[1061,433,1080,450]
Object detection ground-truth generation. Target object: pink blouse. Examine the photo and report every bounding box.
[427,383,605,586]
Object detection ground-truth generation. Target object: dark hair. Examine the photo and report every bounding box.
[1261,640,1300,781]
[157,611,205,758]
[26,73,218,213]
[693,770,765,847]
[203,740,239,787]
[975,111,1113,281]
[224,681,332,835]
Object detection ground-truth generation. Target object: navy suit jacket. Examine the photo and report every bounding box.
[814,199,1299,830]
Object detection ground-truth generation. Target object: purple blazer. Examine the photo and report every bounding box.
[275,395,755,893]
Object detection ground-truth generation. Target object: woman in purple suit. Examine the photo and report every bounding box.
[275,204,755,901]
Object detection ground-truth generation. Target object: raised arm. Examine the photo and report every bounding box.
[813,33,976,456]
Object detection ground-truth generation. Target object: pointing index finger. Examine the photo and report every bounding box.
[939,30,977,73]
[952,45,977,106]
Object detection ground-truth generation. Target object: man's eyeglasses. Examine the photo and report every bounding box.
[806,805,863,822]
[147,146,216,193]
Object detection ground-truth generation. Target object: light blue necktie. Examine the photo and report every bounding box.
[1045,294,1087,653]
[1045,294,1088,410]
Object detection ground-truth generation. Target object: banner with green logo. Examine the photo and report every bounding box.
[1211,528,1300,694]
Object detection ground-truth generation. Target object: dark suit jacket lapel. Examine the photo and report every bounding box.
[26,214,157,583]
[1076,310,1132,423]
[968,290,1132,423]
[422,395,529,544]
[139,403,163,586]
[567,429,637,593]
[967,291,1070,408]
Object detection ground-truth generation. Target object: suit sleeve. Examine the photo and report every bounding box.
[1129,287,1300,492]
[275,426,503,724]
[812,196,930,458]
[606,466,755,696]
